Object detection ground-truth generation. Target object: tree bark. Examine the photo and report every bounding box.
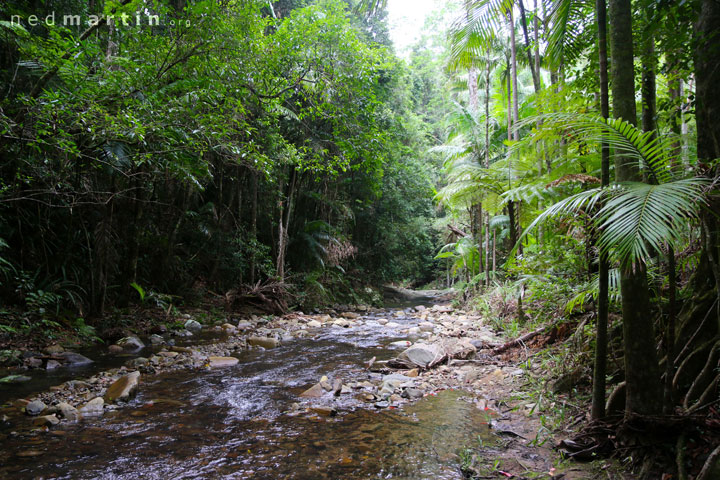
[592,0,610,421]
[695,0,720,332]
[609,0,662,417]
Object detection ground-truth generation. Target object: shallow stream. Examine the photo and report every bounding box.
[1,307,494,479]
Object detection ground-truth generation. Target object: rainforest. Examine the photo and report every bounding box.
[0,0,719,479]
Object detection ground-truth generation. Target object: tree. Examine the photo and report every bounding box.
[608,0,662,417]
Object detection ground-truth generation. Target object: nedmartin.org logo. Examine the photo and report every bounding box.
[10,11,190,28]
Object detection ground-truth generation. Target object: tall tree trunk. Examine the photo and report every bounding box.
[695,0,720,331]
[485,51,492,287]
[641,34,657,137]
[609,0,663,417]
[592,0,610,421]
[276,166,297,282]
[509,9,520,141]
[250,171,258,284]
[518,0,540,92]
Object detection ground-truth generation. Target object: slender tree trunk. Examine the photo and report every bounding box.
[641,34,657,137]
[509,9,520,142]
[592,0,610,421]
[276,166,297,282]
[664,246,676,413]
[609,0,662,417]
[518,0,540,92]
[250,171,258,284]
[485,52,492,287]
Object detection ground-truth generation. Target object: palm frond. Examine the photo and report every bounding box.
[596,180,708,266]
[545,0,594,69]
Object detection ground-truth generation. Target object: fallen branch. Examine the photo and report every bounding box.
[492,327,545,354]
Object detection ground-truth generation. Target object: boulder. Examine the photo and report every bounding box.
[393,343,445,369]
[78,397,104,417]
[117,336,145,351]
[57,402,80,422]
[56,352,93,366]
[108,344,124,354]
[33,414,60,427]
[25,400,46,416]
[247,336,279,349]
[208,356,239,368]
[184,319,203,332]
[104,371,141,403]
[148,334,165,345]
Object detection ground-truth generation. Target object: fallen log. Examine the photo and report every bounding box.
[492,327,545,354]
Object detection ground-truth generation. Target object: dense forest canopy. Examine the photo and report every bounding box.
[2,1,720,471]
[0,0,452,320]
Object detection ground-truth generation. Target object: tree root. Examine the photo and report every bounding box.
[696,443,720,480]
[683,339,720,410]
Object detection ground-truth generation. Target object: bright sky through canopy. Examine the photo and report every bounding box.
[387,0,441,55]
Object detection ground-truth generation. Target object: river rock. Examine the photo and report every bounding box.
[306,320,322,328]
[208,356,239,367]
[45,359,61,370]
[377,319,388,325]
[389,340,411,348]
[342,312,360,319]
[105,371,141,403]
[407,327,421,335]
[221,323,237,332]
[184,319,203,332]
[149,334,165,345]
[78,397,104,417]
[401,388,424,400]
[418,322,435,332]
[236,321,253,331]
[300,383,327,398]
[25,357,42,368]
[117,336,145,351]
[414,305,426,312]
[385,322,401,328]
[57,402,80,422]
[309,406,336,416]
[247,336,278,349]
[26,400,46,416]
[394,343,445,369]
[443,338,477,360]
[108,344,124,354]
[432,304,454,313]
[44,344,64,355]
[129,357,149,368]
[33,414,60,427]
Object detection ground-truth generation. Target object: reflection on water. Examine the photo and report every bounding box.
[1,309,491,479]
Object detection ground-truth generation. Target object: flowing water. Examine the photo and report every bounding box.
[1,307,494,479]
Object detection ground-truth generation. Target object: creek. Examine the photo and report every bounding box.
[1,303,496,479]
